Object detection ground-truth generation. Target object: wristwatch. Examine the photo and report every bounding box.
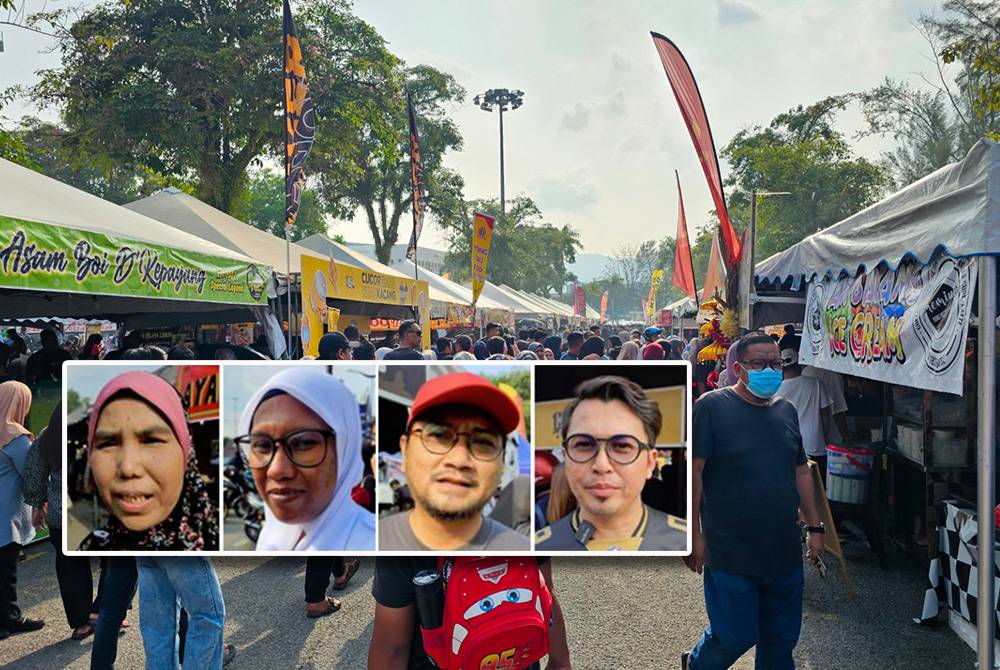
[806,523,826,535]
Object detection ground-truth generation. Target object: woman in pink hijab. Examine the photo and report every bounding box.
[0,381,45,639]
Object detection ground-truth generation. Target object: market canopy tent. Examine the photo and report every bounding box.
[0,158,270,325]
[125,189,317,281]
[756,139,1000,284]
[395,259,514,327]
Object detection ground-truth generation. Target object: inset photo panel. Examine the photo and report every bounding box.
[222,363,376,553]
[64,362,221,553]
[377,363,532,552]
[533,362,690,554]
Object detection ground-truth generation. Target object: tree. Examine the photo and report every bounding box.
[719,97,889,262]
[32,0,397,215]
[859,4,999,186]
[66,388,82,415]
[440,196,581,296]
[311,63,466,264]
[0,87,33,166]
[232,170,327,241]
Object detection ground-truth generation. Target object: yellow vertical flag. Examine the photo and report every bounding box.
[471,211,495,305]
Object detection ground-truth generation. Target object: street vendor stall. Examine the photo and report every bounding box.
[754,138,999,666]
[395,259,514,330]
[0,158,271,326]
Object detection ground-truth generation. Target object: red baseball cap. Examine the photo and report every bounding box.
[407,372,521,434]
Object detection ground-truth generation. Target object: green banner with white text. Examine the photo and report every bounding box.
[0,217,269,305]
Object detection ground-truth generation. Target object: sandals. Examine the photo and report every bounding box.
[305,595,341,619]
[333,559,361,591]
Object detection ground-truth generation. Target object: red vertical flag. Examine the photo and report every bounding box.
[651,32,740,267]
[672,170,698,300]
[573,286,586,317]
[599,290,609,322]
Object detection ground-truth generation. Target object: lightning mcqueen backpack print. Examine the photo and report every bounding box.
[420,556,553,670]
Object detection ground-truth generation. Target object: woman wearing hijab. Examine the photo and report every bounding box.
[642,342,665,360]
[79,334,105,360]
[24,402,110,640]
[236,367,375,552]
[81,371,217,551]
[0,381,45,639]
[617,341,641,360]
[83,371,228,668]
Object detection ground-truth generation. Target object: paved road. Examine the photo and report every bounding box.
[2,540,973,669]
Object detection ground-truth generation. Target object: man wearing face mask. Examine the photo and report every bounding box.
[682,334,824,670]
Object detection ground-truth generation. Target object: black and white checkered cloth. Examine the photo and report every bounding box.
[920,500,1000,638]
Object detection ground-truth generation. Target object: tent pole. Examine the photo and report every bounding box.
[978,255,996,670]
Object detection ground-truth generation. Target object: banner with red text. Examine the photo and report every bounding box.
[800,256,977,396]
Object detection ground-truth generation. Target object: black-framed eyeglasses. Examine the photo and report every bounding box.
[562,434,651,465]
[233,429,335,469]
[408,422,505,461]
[740,358,783,372]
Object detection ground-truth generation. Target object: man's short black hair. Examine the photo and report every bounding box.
[518,330,528,340]
[436,337,453,354]
[344,324,360,341]
[487,336,506,355]
[167,345,195,360]
[486,322,501,332]
[122,346,167,360]
[354,340,375,360]
[589,325,600,333]
[455,334,473,352]
[318,331,350,359]
[40,329,58,345]
[398,319,418,336]
[561,375,662,447]
[566,331,584,347]
[580,336,605,358]
[735,333,780,360]
[784,324,796,335]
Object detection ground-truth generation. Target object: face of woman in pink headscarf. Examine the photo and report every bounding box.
[544,348,555,360]
[89,398,186,531]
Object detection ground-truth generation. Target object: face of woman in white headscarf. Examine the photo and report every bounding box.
[90,398,185,531]
[249,394,338,524]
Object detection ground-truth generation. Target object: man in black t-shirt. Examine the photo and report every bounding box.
[384,320,425,361]
[683,334,824,670]
[369,556,572,670]
[24,329,72,384]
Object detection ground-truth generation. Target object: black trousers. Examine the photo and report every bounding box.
[0,541,21,628]
[50,530,106,629]
[304,557,345,603]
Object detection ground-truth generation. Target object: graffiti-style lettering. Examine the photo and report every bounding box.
[0,230,69,275]
[73,240,110,281]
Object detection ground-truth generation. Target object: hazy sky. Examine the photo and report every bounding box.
[2,0,944,254]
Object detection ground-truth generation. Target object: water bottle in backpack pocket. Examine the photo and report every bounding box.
[414,556,553,670]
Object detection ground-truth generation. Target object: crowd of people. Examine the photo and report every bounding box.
[0,317,847,670]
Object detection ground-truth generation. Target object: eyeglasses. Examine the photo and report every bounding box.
[234,429,335,469]
[406,329,422,337]
[740,358,784,371]
[408,422,505,461]
[562,434,650,465]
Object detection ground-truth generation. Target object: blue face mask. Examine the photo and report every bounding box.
[744,367,783,399]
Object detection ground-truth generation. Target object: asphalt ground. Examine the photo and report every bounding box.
[1,539,974,669]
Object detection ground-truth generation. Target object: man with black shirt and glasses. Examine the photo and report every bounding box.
[682,334,824,670]
[384,320,425,361]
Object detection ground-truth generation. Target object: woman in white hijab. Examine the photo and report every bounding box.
[236,368,375,551]
[617,340,641,360]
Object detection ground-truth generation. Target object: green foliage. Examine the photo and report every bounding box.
[311,63,467,263]
[66,389,82,415]
[232,170,327,241]
[718,97,889,262]
[440,197,581,296]
[0,87,34,167]
[32,0,397,217]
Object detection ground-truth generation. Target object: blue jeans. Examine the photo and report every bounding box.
[136,557,224,670]
[689,565,804,670]
[91,557,137,670]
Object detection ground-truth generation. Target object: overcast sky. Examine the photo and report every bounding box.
[2,0,945,254]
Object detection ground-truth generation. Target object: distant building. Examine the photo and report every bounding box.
[345,242,448,275]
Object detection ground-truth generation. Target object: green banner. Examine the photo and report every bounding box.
[0,216,269,305]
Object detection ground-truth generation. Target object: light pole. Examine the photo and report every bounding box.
[473,88,524,219]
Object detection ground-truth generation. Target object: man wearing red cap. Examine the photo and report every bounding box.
[379,371,529,551]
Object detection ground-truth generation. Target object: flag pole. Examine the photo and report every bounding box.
[285,227,293,358]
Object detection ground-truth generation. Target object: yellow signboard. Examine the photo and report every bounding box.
[534,386,686,449]
[471,211,495,305]
[300,254,430,355]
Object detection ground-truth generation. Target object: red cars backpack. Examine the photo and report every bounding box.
[419,556,553,670]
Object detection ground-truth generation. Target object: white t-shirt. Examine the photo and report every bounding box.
[777,375,832,457]
[802,366,847,443]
